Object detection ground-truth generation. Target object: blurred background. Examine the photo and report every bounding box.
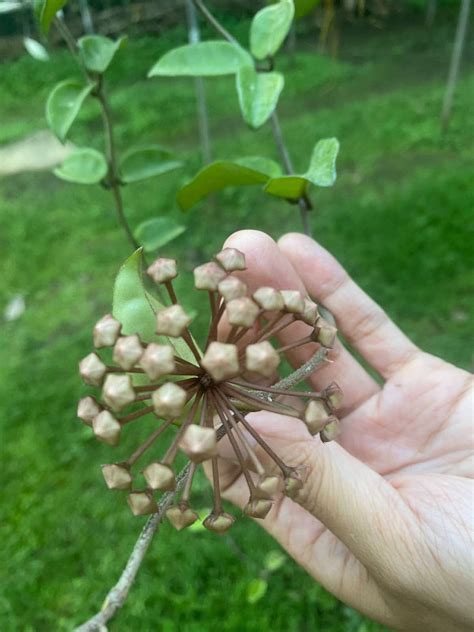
[0,0,472,630]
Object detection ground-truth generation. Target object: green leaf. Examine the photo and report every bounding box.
[39,0,68,34]
[264,175,308,200]
[54,147,107,184]
[264,550,287,572]
[134,217,186,253]
[250,0,295,60]
[294,0,320,19]
[148,41,252,78]
[23,37,50,61]
[305,137,339,187]
[236,66,284,129]
[233,156,282,178]
[176,160,272,212]
[46,80,93,142]
[246,578,268,604]
[78,35,126,74]
[120,146,183,184]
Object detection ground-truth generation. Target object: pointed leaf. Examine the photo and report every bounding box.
[23,37,50,61]
[250,0,294,60]
[176,160,272,211]
[148,41,252,78]
[39,0,68,34]
[120,146,183,184]
[54,147,107,184]
[236,66,284,129]
[134,217,186,253]
[78,35,126,74]
[246,578,268,604]
[46,80,93,142]
[305,137,339,187]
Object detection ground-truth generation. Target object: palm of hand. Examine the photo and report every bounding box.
[215,231,473,632]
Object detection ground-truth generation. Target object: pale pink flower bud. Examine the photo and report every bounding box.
[93,314,121,348]
[226,297,260,328]
[101,463,132,490]
[316,319,337,348]
[320,416,340,443]
[166,505,199,530]
[193,262,226,291]
[127,491,157,516]
[245,341,280,377]
[203,512,235,534]
[252,286,284,312]
[77,395,101,426]
[179,425,218,462]
[201,342,239,382]
[244,498,273,519]
[152,382,187,418]
[147,257,178,284]
[218,276,247,302]
[281,290,305,313]
[215,247,246,272]
[102,374,135,411]
[255,474,281,499]
[284,470,304,499]
[79,352,107,387]
[140,343,175,380]
[112,335,143,370]
[92,410,121,446]
[323,382,343,410]
[299,299,319,326]
[156,304,192,338]
[304,400,330,435]
[142,462,176,491]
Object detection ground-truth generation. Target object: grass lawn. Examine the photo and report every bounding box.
[0,8,472,631]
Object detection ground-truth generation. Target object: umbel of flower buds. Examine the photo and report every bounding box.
[78,248,342,534]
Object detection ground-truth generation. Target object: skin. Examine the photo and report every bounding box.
[212,230,473,631]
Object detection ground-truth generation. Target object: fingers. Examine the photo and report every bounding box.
[278,233,420,379]
[223,230,379,413]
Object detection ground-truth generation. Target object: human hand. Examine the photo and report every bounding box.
[213,230,473,631]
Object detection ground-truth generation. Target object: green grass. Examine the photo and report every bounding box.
[1,9,473,631]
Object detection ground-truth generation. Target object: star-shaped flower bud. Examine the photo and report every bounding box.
[143,462,176,491]
[256,474,281,499]
[179,425,218,463]
[281,290,305,314]
[218,276,247,302]
[304,400,330,435]
[284,470,304,499]
[127,491,157,516]
[92,410,121,446]
[215,247,246,272]
[79,352,107,387]
[315,319,338,348]
[299,299,319,326]
[147,257,178,284]
[140,343,175,381]
[102,374,135,411]
[112,335,143,370]
[166,504,199,531]
[201,342,239,382]
[226,297,260,328]
[194,262,227,291]
[320,416,340,443]
[244,498,273,519]
[152,382,187,418]
[253,286,284,312]
[323,382,343,410]
[77,396,101,426]
[245,341,280,377]
[101,463,132,490]
[155,304,191,338]
[203,512,235,534]
[93,314,121,348]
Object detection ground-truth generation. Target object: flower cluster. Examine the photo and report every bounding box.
[77,248,342,533]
